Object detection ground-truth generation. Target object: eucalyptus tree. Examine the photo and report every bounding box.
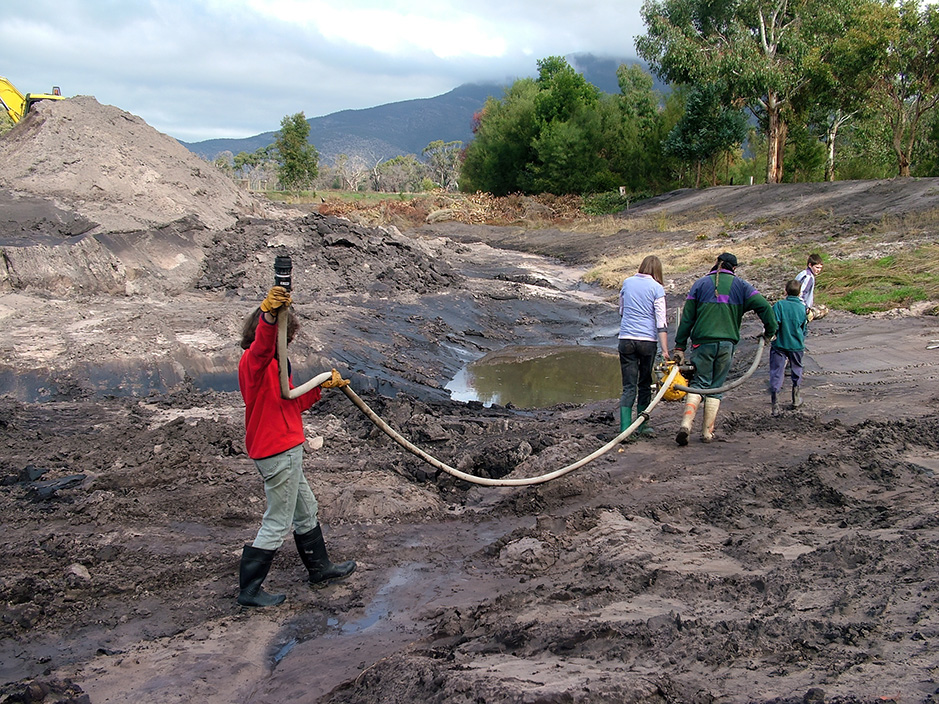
[797,0,891,180]
[873,0,939,177]
[375,155,425,193]
[422,140,463,191]
[274,112,319,193]
[637,0,848,184]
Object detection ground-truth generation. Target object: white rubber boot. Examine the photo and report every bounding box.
[701,398,721,443]
[676,393,702,446]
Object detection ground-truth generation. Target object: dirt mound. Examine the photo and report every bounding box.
[197,213,461,299]
[0,96,279,234]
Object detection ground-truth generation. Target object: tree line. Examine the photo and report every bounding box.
[637,0,939,184]
[464,0,938,196]
[213,112,463,195]
[215,0,938,200]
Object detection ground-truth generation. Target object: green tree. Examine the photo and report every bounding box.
[663,82,748,187]
[274,112,319,192]
[796,0,890,181]
[526,56,610,193]
[783,121,827,182]
[872,0,939,177]
[534,56,601,124]
[531,107,613,193]
[605,64,676,193]
[637,0,852,184]
[376,155,426,192]
[460,79,540,195]
[234,145,275,177]
[914,108,939,176]
[462,57,676,196]
[832,114,895,179]
[213,150,234,176]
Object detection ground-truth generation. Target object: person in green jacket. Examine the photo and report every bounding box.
[769,279,808,415]
[672,253,777,445]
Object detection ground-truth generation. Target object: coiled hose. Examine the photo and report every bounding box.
[670,337,766,396]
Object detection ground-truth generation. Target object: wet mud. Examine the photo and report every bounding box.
[2,280,938,704]
[1,98,938,703]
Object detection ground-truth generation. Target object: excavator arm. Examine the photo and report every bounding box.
[1,76,64,124]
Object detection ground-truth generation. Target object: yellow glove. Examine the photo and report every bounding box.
[260,286,291,316]
[321,368,350,389]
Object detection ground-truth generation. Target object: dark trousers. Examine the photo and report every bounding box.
[689,340,735,400]
[769,347,804,392]
[618,338,658,411]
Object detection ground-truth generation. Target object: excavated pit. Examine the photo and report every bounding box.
[1,96,939,704]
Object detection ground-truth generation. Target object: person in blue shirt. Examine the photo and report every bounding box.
[618,255,670,437]
[769,279,808,415]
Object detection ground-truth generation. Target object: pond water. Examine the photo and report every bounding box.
[2,345,625,409]
[446,345,622,409]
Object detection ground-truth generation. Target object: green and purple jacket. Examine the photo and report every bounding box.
[674,266,777,349]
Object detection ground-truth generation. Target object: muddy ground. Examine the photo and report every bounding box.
[1,99,939,703]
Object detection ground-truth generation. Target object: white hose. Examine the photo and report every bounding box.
[275,307,680,486]
[339,366,680,487]
[277,308,333,398]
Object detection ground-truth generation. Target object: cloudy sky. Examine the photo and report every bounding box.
[2,0,645,144]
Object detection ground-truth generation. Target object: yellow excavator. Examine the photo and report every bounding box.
[0,76,65,124]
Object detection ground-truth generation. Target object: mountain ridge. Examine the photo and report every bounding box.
[182,54,659,165]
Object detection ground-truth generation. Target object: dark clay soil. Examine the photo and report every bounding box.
[1,180,939,704]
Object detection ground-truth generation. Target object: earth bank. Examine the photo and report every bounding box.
[0,97,937,704]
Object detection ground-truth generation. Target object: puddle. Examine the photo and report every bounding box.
[271,637,299,666]
[446,344,621,408]
[3,342,624,409]
[326,564,426,637]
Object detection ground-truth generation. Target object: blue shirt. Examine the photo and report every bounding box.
[619,273,667,341]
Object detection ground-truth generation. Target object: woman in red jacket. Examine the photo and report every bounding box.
[236,286,355,607]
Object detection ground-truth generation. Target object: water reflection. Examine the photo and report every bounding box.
[447,345,620,408]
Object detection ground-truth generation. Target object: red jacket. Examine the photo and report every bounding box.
[239,316,320,459]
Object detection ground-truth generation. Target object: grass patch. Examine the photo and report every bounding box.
[820,245,939,313]
[582,190,654,216]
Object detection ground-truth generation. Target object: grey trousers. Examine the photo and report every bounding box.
[252,443,319,551]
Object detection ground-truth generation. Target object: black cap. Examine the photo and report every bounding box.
[718,252,738,268]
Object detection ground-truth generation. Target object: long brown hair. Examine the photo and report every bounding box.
[240,308,299,350]
[637,255,664,285]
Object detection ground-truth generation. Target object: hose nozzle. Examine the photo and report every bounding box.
[274,255,292,292]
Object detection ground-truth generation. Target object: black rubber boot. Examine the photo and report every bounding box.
[237,545,286,607]
[294,525,356,586]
